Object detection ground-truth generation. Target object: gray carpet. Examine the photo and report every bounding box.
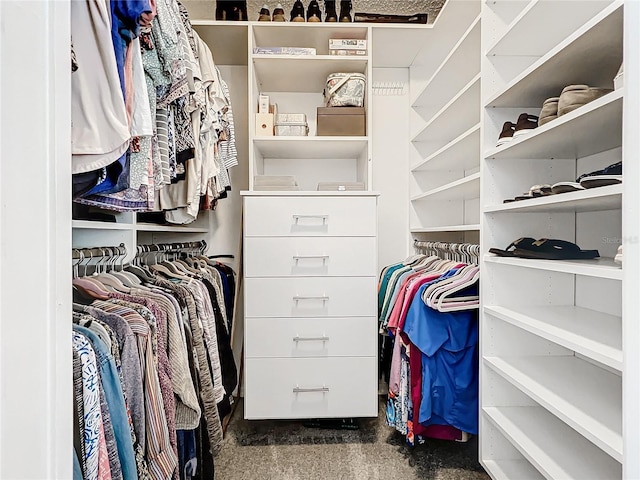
[215,399,490,480]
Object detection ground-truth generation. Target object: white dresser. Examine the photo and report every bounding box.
[242,192,379,420]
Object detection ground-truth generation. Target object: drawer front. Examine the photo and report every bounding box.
[244,357,378,419]
[244,196,376,237]
[245,317,377,358]
[244,236,377,277]
[244,277,377,318]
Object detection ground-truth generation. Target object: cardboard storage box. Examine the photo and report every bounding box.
[317,107,365,136]
[255,113,274,136]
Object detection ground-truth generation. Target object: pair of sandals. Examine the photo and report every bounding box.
[490,237,600,260]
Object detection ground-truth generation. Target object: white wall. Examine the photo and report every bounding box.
[0,1,72,478]
[372,68,411,269]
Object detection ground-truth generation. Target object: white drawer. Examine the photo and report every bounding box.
[244,236,377,277]
[244,357,378,419]
[244,196,376,237]
[244,277,377,318]
[245,317,377,358]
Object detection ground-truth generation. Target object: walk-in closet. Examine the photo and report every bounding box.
[0,0,638,479]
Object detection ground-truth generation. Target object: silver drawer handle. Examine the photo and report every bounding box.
[293,295,329,302]
[293,214,329,225]
[293,385,330,393]
[293,255,329,263]
[293,335,330,342]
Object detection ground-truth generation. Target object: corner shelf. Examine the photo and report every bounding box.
[486,0,612,57]
[254,137,368,159]
[485,90,622,160]
[484,406,622,479]
[484,255,622,281]
[485,356,622,461]
[411,224,480,234]
[412,15,481,115]
[412,124,480,172]
[484,184,622,214]
[486,2,623,108]
[412,74,481,143]
[252,55,368,92]
[485,305,622,371]
[411,172,480,202]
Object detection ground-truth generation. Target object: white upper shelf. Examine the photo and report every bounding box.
[486,0,613,57]
[412,124,480,172]
[253,55,368,93]
[411,224,481,234]
[485,305,622,371]
[484,184,622,214]
[412,15,481,114]
[484,255,622,281]
[411,172,480,202]
[482,459,544,480]
[486,2,623,108]
[485,90,622,160]
[253,137,367,159]
[413,74,481,144]
[484,406,622,480]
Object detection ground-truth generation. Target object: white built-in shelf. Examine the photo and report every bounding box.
[412,15,480,115]
[411,224,480,234]
[412,124,480,172]
[485,90,622,160]
[241,190,379,197]
[485,305,622,371]
[482,459,544,480]
[486,2,623,108]
[252,23,368,55]
[486,0,612,57]
[371,24,431,68]
[254,136,367,159]
[191,21,249,66]
[412,74,480,143]
[252,55,368,92]
[135,223,209,233]
[485,356,622,461]
[484,184,622,214]
[484,406,622,479]
[411,172,480,202]
[72,220,132,230]
[484,255,622,281]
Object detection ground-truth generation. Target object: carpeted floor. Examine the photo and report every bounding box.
[215,399,490,480]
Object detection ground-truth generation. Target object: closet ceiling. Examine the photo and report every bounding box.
[183,0,445,23]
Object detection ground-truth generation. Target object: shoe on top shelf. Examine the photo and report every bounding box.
[325,0,337,21]
[258,4,271,21]
[272,3,286,21]
[496,121,515,147]
[512,113,539,138]
[307,0,322,21]
[558,84,613,117]
[539,97,560,126]
[339,0,352,22]
[291,0,306,21]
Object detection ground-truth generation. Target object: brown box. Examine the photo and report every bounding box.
[317,107,366,136]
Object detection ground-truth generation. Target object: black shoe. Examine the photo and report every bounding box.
[324,0,337,21]
[339,0,352,22]
[291,0,306,22]
[307,0,322,21]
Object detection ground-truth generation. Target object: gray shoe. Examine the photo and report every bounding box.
[539,97,559,126]
[558,85,613,117]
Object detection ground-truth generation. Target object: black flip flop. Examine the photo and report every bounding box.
[512,238,599,260]
[489,237,537,257]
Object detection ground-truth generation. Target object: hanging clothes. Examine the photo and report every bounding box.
[72,247,238,480]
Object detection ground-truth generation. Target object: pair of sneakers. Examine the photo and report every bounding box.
[496,113,539,147]
[258,3,286,21]
[539,84,613,126]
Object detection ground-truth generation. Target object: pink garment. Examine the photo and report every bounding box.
[97,421,112,480]
[124,42,135,127]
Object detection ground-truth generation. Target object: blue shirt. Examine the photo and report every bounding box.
[402,272,479,434]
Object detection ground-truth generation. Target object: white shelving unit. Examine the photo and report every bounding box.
[480,1,631,478]
[409,1,481,242]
